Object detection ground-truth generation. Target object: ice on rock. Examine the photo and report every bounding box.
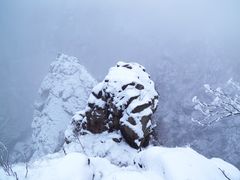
[31,54,97,158]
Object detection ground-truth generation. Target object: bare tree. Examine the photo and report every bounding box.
[192,79,240,126]
[0,142,18,180]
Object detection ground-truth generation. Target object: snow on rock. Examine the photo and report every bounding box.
[1,146,239,180]
[2,58,238,180]
[64,131,138,166]
[66,61,158,149]
[31,54,97,159]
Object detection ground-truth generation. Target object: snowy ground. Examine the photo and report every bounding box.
[1,132,240,180]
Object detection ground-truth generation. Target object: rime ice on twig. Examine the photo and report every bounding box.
[192,79,240,126]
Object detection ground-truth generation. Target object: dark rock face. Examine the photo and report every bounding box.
[68,62,158,149]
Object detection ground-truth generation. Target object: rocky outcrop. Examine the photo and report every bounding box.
[66,62,158,149]
[32,54,97,158]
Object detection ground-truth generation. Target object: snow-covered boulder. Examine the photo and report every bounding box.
[67,62,158,149]
[31,54,97,158]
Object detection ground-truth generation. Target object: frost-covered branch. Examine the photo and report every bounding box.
[0,142,18,180]
[192,79,240,126]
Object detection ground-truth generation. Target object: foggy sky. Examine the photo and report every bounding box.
[0,0,240,148]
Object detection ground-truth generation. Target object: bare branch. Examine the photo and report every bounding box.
[23,153,29,178]
[75,135,87,156]
[0,142,19,180]
[218,168,231,180]
[192,79,240,126]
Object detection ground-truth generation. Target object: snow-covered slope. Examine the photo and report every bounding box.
[1,132,239,180]
[31,54,97,159]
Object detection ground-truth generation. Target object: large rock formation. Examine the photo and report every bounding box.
[32,54,97,158]
[66,62,158,149]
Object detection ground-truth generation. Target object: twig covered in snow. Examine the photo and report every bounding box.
[76,135,87,156]
[218,168,231,180]
[192,79,240,126]
[62,147,67,156]
[0,142,18,180]
[23,153,29,178]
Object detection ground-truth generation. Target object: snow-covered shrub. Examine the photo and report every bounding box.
[192,79,240,126]
[0,142,18,179]
[31,54,97,158]
[151,56,240,169]
[66,62,158,149]
[191,79,240,168]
